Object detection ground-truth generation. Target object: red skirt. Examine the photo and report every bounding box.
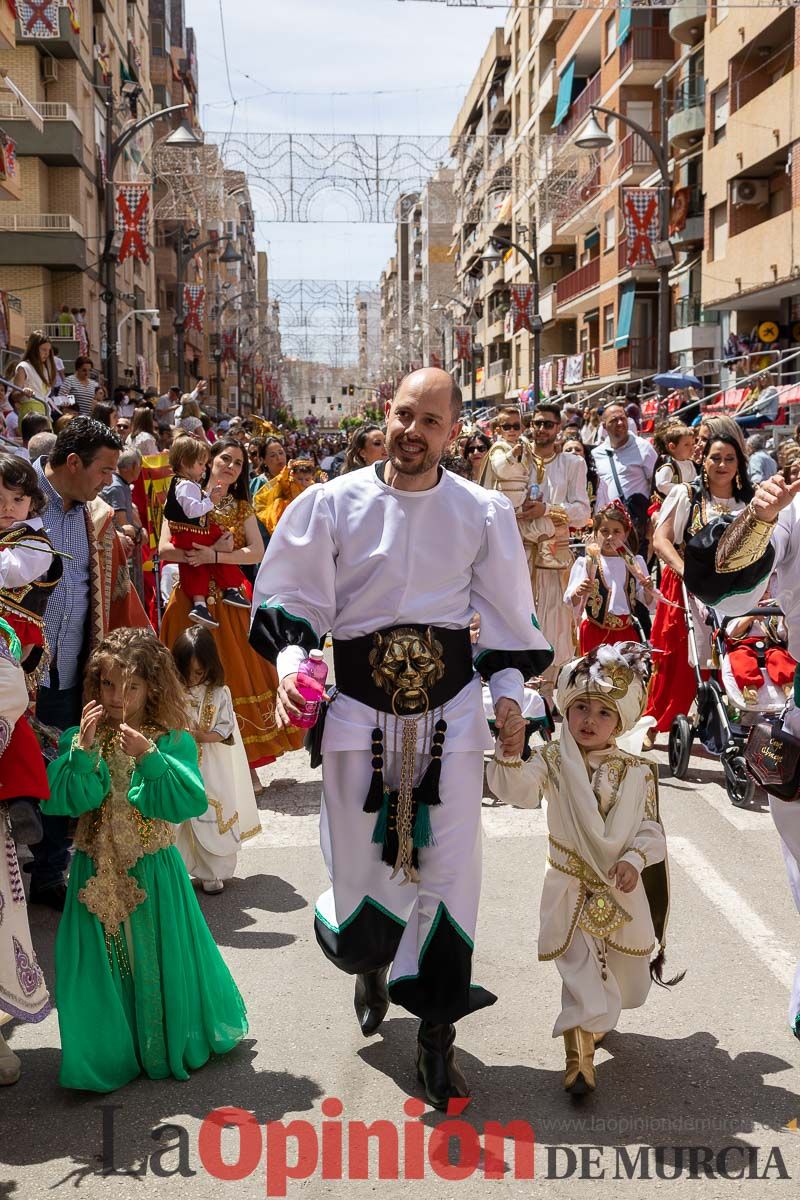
[644,565,697,732]
[0,716,49,802]
[579,617,640,655]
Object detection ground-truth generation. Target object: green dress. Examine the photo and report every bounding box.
[44,727,248,1092]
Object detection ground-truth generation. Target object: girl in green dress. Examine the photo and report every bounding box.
[44,628,248,1092]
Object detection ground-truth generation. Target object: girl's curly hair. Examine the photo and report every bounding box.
[84,628,189,735]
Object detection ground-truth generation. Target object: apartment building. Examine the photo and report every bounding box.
[416,167,456,368]
[379,256,399,381]
[0,0,158,383]
[505,0,677,397]
[700,4,800,376]
[449,27,512,406]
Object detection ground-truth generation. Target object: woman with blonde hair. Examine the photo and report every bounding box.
[13,332,56,420]
[128,405,159,456]
[340,422,385,474]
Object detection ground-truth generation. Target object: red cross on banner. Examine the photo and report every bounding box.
[510,284,535,333]
[221,331,236,363]
[183,284,205,334]
[455,325,472,362]
[115,183,150,264]
[623,188,659,268]
[18,0,58,36]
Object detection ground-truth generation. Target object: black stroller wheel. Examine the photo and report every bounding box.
[668,715,693,779]
[723,754,755,808]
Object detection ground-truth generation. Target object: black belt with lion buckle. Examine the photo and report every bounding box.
[332,624,474,716]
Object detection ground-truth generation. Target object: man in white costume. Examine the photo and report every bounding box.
[516,402,590,703]
[685,471,800,1041]
[250,369,552,1109]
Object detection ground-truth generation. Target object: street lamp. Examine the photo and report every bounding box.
[102,102,197,395]
[116,308,159,356]
[482,223,544,406]
[412,317,447,369]
[574,100,673,381]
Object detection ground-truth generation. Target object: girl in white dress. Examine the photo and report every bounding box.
[172,627,261,893]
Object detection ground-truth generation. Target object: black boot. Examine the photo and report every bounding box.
[353,967,390,1037]
[416,1020,469,1111]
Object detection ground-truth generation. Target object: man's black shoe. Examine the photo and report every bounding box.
[416,1020,469,1111]
[353,966,390,1036]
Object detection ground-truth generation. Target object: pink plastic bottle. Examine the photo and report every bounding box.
[292,649,329,729]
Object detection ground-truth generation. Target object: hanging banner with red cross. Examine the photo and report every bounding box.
[115,182,150,264]
[455,325,472,362]
[510,284,535,333]
[221,331,236,363]
[17,0,59,36]
[183,284,205,334]
[622,188,659,268]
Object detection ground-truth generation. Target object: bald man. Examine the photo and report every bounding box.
[251,369,551,1109]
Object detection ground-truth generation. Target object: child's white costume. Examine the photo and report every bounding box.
[488,643,673,1092]
[175,683,261,882]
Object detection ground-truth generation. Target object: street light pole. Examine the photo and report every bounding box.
[102,102,191,396]
[577,102,673,379]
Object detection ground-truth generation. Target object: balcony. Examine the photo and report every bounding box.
[488,357,510,379]
[538,1,574,40]
[671,297,721,356]
[536,63,557,114]
[670,183,704,248]
[0,102,83,166]
[488,83,510,130]
[619,130,656,176]
[617,336,657,373]
[0,214,86,268]
[668,80,705,150]
[584,347,600,379]
[556,257,600,307]
[487,314,507,342]
[16,3,80,57]
[669,0,706,45]
[619,25,675,84]
[561,70,601,139]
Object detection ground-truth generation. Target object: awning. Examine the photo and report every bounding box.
[615,281,636,348]
[553,59,576,129]
[0,71,44,134]
[617,0,633,46]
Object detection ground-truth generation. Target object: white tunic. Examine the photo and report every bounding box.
[539,452,591,529]
[252,464,550,751]
[175,478,214,521]
[564,553,651,616]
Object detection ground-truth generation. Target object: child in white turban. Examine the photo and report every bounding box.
[487,642,680,1095]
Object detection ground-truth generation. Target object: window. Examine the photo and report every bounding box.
[605,14,617,59]
[712,84,728,145]
[603,207,616,251]
[603,304,615,346]
[710,203,728,261]
[579,326,590,354]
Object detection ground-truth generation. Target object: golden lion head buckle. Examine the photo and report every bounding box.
[369,626,446,716]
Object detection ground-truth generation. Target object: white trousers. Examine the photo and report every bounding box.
[316,748,491,1023]
[532,566,575,701]
[768,795,800,1029]
[552,928,652,1037]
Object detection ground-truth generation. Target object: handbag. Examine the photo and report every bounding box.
[745,715,800,801]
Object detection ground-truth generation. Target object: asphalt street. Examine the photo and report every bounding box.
[3,737,800,1198]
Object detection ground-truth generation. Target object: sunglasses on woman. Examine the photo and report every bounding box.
[465,444,487,455]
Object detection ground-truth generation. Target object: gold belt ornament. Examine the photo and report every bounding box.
[547,836,632,939]
[369,626,446,716]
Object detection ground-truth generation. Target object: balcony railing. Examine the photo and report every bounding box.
[561,70,601,138]
[674,296,720,329]
[556,257,600,304]
[619,25,674,70]
[672,78,706,111]
[0,101,79,122]
[584,347,600,379]
[488,358,510,379]
[617,336,657,371]
[0,214,84,235]
[619,130,656,173]
[30,322,76,340]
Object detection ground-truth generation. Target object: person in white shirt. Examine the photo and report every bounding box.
[592,404,658,549]
[250,368,552,1110]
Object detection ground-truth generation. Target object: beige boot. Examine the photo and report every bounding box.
[563,1027,596,1094]
[0,1029,21,1086]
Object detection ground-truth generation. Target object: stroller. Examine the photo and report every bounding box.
[667,585,789,806]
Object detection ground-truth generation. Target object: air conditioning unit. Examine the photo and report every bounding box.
[541,253,562,268]
[41,58,58,84]
[732,178,769,206]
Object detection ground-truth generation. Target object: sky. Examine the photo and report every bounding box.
[186,0,503,289]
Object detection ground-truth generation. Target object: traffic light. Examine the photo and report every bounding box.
[348,384,355,396]
[310,394,316,404]
[341,386,347,396]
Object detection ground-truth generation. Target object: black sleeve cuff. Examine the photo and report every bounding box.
[249,603,321,665]
[474,646,554,682]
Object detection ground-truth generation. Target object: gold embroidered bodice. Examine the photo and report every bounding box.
[211,496,254,550]
[73,732,174,934]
